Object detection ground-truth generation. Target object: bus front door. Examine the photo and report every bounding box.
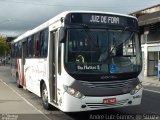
[49,31,58,103]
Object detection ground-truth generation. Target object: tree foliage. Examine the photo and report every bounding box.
[0,35,10,56]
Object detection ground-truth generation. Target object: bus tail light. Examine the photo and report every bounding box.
[130,83,142,95]
[63,85,85,99]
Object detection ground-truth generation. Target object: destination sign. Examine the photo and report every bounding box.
[90,15,119,24]
[67,13,138,28]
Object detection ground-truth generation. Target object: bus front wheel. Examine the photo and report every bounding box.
[41,83,52,110]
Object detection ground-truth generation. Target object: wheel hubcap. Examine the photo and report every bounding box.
[42,88,48,103]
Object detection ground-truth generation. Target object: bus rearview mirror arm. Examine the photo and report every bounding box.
[59,27,66,43]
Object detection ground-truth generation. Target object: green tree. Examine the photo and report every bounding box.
[0,35,10,57]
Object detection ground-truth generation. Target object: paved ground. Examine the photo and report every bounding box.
[142,76,160,87]
[0,65,160,120]
[0,65,50,120]
[0,79,40,114]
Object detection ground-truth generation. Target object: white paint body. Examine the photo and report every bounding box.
[11,11,142,112]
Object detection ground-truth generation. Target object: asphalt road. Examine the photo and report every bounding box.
[0,65,160,120]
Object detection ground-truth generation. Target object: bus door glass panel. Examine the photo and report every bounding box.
[22,41,27,86]
[50,31,58,101]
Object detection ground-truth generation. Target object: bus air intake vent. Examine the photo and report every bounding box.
[79,79,134,89]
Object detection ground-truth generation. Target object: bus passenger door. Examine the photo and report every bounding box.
[49,31,58,103]
[21,41,27,87]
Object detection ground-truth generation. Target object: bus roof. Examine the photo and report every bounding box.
[12,10,137,43]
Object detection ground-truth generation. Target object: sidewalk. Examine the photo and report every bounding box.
[0,79,49,120]
[140,75,160,87]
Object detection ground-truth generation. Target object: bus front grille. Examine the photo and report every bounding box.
[79,79,135,89]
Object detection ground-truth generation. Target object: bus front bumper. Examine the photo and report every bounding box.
[61,88,142,112]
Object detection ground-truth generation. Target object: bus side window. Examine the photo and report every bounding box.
[18,42,22,58]
[34,33,40,57]
[14,43,18,68]
[27,36,34,58]
[40,31,44,57]
[40,29,48,58]
[15,43,18,58]
[24,39,28,58]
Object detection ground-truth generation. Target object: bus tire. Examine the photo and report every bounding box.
[16,73,21,88]
[41,83,52,110]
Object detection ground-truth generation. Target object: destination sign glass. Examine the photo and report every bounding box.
[69,13,138,28]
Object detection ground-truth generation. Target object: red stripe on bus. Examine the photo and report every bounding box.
[17,59,23,85]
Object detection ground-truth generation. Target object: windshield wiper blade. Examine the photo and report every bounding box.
[108,27,132,57]
[99,27,134,60]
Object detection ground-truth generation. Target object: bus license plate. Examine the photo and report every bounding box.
[103,98,116,104]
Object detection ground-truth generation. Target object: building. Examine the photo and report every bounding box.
[131,4,160,77]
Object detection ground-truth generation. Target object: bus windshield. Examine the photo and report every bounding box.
[65,29,142,74]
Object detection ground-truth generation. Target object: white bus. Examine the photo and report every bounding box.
[10,11,142,112]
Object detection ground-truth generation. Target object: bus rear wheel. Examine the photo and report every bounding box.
[41,83,52,110]
[16,74,21,88]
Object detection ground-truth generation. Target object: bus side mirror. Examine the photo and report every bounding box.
[59,27,66,43]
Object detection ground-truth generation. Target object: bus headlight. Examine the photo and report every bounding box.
[63,85,85,99]
[130,83,142,95]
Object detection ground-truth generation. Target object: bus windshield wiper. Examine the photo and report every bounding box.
[97,27,134,63]
[108,27,134,57]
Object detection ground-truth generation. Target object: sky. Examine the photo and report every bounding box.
[0,0,159,37]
